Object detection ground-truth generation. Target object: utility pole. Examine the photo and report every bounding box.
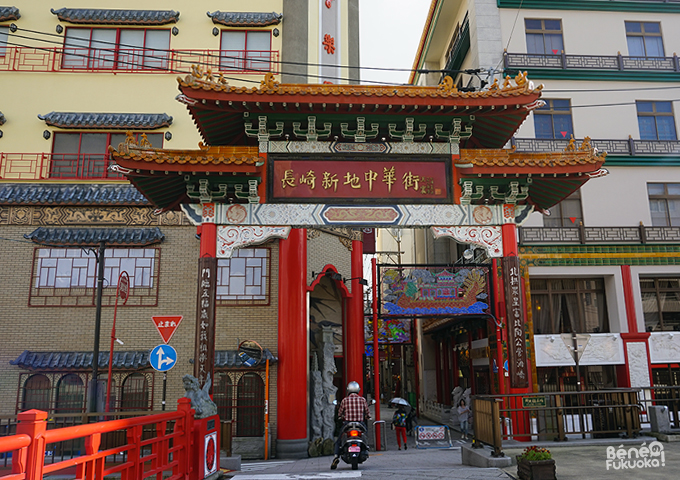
[90,240,106,414]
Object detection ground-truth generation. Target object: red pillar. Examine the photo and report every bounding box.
[434,340,442,403]
[502,222,531,440]
[346,240,365,392]
[619,265,653,389]
[277,228,308,458]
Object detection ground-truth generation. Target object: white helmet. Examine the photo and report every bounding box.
[347,381,360,394]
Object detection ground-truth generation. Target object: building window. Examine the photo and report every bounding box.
[62,28,170,70]
[120,373,151,411]
[30,247,160,307]
[236,373,265,436]
[220,30,271,72]
[214,371,266,437]
[22,374,52,412]
[626,21,664,58]
[51,132,162,179]
[544,190,582,227]
[531,278,609,334]
[214,373,234,423]
[641,278,680,331]
[525,19,563,55]
[648,183,680,226]
[534,99,574,140]
[217,248,270,306]
[0,26,8,56]
[55,374,86,414]
[637,101,677,141]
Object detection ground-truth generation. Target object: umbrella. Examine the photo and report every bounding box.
[388,397,409,406]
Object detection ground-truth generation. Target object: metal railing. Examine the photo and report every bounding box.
[639,386,680,428]
[0,47,280,74]
[505,51,680,72]
[472,390,642,453]
[519,225,680,245]
[0,153,125,180]
[511,137,680,156]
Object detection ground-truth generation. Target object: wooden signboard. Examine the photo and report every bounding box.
[502,256,529,389]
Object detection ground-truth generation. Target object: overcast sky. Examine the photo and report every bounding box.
[359,0,431,85]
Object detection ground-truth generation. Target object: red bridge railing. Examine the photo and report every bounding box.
[0,398,198,480]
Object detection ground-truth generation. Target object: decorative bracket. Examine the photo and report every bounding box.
[217,226,291,258]
[292,116,332,141]
[435,118,473,143]
[244,114,284,141]
[490,182,529,204]
[234,179,261,204]
[459,181,484,205]
[388,118,427,142]
[340,117,379,143]
[431,226,503,258]
[187,179,228,203]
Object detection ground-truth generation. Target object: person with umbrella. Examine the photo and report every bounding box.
[389,397,409,450]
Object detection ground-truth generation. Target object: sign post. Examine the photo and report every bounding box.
[150,344,178,410]
[105,271,129,413]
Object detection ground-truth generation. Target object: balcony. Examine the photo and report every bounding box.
[505,51,680,72]
[0,47,280,74]
[0,153,124,180]
[519,225,680,245]
[511,137,680,157]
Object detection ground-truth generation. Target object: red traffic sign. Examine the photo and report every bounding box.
[118,271,130,304]
[152,316,183,344]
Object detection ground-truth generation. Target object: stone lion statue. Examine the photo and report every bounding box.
[183,373,218,419]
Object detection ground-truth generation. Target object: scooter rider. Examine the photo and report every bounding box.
[331,381,371,470]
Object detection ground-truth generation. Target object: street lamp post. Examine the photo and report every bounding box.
[90,240,106,414]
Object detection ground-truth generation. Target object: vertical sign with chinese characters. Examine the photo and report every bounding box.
[195,257,217,391]
[502,256,529,389]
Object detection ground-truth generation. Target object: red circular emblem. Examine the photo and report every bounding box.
[206,437,215,470]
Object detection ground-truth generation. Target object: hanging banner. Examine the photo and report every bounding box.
[195,257,217,390]
[502,256,529,389]
[365,318,412,343]
[379,265,490,317]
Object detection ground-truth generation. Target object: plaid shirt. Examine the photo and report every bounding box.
[338,393,371,423]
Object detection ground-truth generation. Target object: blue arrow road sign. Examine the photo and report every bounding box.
[150,344,177,372]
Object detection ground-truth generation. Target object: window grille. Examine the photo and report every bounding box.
[120,373,150,411]
[217,248,270,306]
[29,247,160,307]
[214,371,265,437]
[21,374,51,412]
[55,374,86,414]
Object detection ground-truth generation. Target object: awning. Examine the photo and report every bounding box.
[38,112,173,130]
[207,11,282,27]
[0,183,149,206]
[24,227,165,247]
[214,349,278,368]
[0,6,20,22]
[50,8,179,25]
[10,350,150,370]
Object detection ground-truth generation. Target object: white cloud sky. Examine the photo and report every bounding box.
[359,0,431,85]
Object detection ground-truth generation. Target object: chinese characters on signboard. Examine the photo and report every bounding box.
[269,156,451,203]
[502,256,529,389]
[195,257,217,390]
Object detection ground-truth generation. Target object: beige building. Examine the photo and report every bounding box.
[0,1,359,459]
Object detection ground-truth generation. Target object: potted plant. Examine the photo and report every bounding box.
[516,446,556,480]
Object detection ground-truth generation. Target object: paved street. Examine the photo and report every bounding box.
[224,405,680,480]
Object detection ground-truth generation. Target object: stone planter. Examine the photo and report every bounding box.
[516,457,556,480]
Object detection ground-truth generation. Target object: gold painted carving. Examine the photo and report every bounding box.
[0,206,192,226]
[177,71,543,100]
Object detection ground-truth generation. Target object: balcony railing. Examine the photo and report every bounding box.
[0,47,280,74]
[505,51,680,72]
[0,153,124,180]
[511,137,680,156]
[519,225,680,245]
